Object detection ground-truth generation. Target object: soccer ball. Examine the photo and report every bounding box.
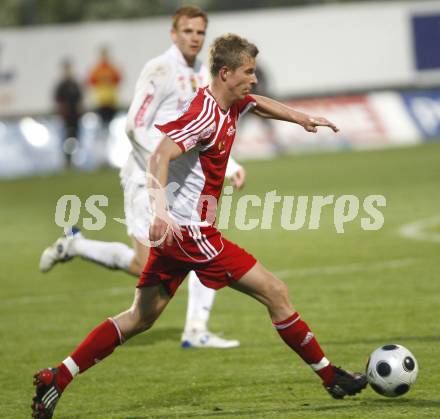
[366,344,418,397]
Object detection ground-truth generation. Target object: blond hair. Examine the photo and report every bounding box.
[209,34,258,77]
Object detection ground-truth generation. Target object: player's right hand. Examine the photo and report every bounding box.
[149,216,178,247]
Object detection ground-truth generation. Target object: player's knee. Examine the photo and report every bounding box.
[134,320,153,334]
[132,315,155,334]
[265,276,291,307]
[277,284,291,307]
[127,306,157,333]
[278,280,289,300]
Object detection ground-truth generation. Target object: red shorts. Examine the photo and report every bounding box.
[137,225,257,296]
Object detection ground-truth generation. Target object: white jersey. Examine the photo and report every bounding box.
[120,44,241,240]
[125,44,209,168]
[122,43,241,179]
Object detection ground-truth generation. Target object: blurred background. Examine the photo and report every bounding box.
[1,0,440,176]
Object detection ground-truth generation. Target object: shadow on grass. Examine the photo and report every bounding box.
[122,404,354,418]
[59,397,440,419]
[126,398,440,418]
[362,398,440,408]
[323,335,440,346]
[122,331,440,350]
[125,327,181,347]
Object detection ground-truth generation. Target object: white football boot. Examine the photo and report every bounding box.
[181,330,240,349]
[39,227,82,272]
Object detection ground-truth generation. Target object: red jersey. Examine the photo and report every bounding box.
[155,87,256,225]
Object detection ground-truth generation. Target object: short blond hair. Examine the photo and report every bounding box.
[172,5,208,30]
[209,34,259,77]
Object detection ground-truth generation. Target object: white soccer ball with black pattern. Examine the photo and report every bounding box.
[366,344,418,397]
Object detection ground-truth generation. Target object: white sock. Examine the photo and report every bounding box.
[62,356,80,377]
[184,271,216,334]
[71,238,135,272]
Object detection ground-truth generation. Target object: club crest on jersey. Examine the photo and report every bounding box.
[226,126,236,136]
[200,121,217,139]
[218,139,225,152]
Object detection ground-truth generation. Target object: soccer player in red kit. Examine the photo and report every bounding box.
[32,34,367,418]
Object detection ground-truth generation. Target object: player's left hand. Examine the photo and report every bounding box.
[303,116,339,133]
[229,167,246,189]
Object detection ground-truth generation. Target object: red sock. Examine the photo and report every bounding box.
[56,363,73,392]
[274,312,335,386]
[55,319,123,391]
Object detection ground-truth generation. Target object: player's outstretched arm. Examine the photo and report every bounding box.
[251,94,339,133]
[148,136,183,246]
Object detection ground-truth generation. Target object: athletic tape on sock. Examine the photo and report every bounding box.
[63,356,80,377]
[310,357,330,371]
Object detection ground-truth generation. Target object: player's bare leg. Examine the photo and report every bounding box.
[113,284,171,338]
[128,236,150,276]
[230,262,294,321]
[230,262,367,399]
[130,237,239,348]
[32,285,170,418]
[40,232,239,349]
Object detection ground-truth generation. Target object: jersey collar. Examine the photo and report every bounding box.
[168,44,202,73]
[205,87,230,116]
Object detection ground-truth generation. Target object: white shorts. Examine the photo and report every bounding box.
[120,153,153,242]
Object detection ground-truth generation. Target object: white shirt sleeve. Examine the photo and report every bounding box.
[225,156,243,178]
[125,58,173,147]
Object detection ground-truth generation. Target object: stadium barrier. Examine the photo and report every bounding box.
[2,1,440,117]
[400,90,440,140]
[1,89,439,178]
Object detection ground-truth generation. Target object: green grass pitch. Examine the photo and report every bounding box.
[1,143,439,418]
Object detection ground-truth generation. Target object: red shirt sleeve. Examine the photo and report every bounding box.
[155,111,201,152]
[155,94,215,152]
[235,94,257,117]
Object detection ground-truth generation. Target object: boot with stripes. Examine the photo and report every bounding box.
[31,368,61,418]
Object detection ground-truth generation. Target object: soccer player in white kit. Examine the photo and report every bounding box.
[40,6,243,348]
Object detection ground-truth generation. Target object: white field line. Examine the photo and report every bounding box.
[2,258,416,307]
[1,286,133,307]
[398,216,440,244]
[274,258,416,279]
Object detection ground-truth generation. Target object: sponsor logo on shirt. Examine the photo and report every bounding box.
[226,126,236,136]
[183,135,199,150]
[200,121,217,139]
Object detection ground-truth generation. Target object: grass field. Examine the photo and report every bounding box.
[1,143,440,418]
